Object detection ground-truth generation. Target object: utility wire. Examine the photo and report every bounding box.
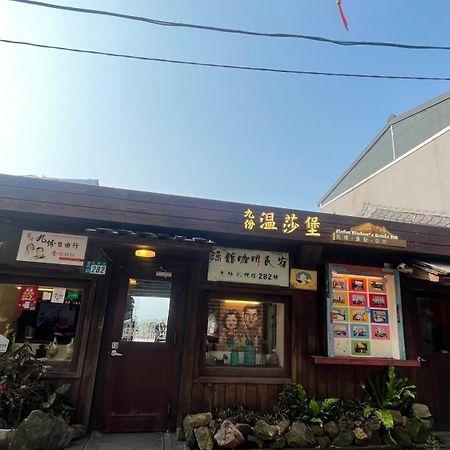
[2,38,450,81]
[9,0,450,52]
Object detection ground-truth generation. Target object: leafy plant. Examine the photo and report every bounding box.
[215,405,262,426]
[0,344,75,427]
[362,367,416,413]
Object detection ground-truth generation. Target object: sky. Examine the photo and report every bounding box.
[1,0,450,211]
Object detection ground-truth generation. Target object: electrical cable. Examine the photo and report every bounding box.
[9,0,450,52]
[2,38,450,81]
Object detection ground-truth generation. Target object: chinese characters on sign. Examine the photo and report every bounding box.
[208,247,289,287]
[17,286,39,311]
[16,230,88,266]
[243,209,320,237]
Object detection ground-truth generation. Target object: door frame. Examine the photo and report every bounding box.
[95,259,189,432]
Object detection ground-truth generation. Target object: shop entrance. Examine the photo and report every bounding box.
[99,265,184,432]
[412,290,450,429]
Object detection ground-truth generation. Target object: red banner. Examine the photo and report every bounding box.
[17,286,38,311]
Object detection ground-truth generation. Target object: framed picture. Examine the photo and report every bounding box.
[332,277,347,290]
[370,309,389,324]
[332,291,348,306]
[332,307,348,322]
[349,293,368,307]
[351,340,371,356]
[349,277,366,292]
[369,294,388,309]
[333,324,349,338]
[369,278,386,293]
[350,308,369,323]
[371,324,390,340]
[350,324,370,339]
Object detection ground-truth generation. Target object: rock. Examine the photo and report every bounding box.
[214,420,245,449]
[276,419,290,436]
[323,421,339,438]
[381,430,397,447]
[235,423,252,437]
[253,420,277,441]
[247,434,264,448]
[208,420,218,435]
[285,421,315,448]
[8,410,74,450]
[363,418,380,433]
[412,403,432,420]
[391,426,412,447]
[332,430,354,447]
[419,418,433,431]
[402,416,411,428]
[353,427,368,446]
[409,418,429,444]
[269,436,286,449]
[311,424,325,437]
[183,415,196,448]
[388,410,403,426]
[194,426,214,450]
[70,424,86,441]
[366,430,382,446]
[190,413,213,428]
[315,435,331,448]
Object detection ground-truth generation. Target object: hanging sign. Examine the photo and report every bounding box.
[17,286,38,311]
[16,230,88,266]
[85,261,107,275]
[208,247,289,287]
[0,335,9,353]
[290,269,318,291]
[333,223,407,248]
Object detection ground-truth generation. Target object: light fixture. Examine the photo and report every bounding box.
[129,278,137,285]
[135,249,156,258]
[224,300,260,305]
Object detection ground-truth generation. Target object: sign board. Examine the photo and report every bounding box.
[290,269,317,291]
[332,223,407,249]
[85,261,107,275]
[0,335,9,353]
[17,286,38,311]
[17,230,88,266]
[208,247,289,287]
[51,287,66,304]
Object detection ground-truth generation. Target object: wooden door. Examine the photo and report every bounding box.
[99,266,183,432]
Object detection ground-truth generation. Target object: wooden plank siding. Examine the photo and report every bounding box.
[1,174,450,256]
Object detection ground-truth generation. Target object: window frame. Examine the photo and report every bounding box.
[199,289,291,379]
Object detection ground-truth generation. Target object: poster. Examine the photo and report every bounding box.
[328,265,403,359]
[208,247,289,287]
[290,269,317,291]
[16,230,88,267]
[51,287,66,304]
[17,286,38,311]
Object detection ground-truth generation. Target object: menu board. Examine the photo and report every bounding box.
[328,264,404,359]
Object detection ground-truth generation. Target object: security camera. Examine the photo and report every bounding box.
[397,263,413,274]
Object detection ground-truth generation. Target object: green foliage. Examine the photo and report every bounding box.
[0,344,75,427]
[215,405,263,426]
[424,434,440,450]
[362,367,416,413]
[272,384,338,425]
[377,409,394,429]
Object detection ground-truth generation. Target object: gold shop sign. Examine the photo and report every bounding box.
[244,209,321,237]
[333,223,407,248]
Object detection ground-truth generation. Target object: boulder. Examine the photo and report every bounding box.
[310,424,325,437]
[332,430,354,447]
[409,418,429,444]
[194,426,214,450]
[0,429,11,449]
[8,410,74,450]
[391,426,412,447]
[247,434,264,448]
[214,420,245,449]
[353,427,368,446]
[183,415,196,448]
[269,436,286,449]
[190,413,213,428]
[208,420,218,435]
[323,421,339,438]
[235,423,252,437]
[70,424,86,441]
[315,435,332,448]
[412,403,432,420]
[275,419,290,436]
[285,421,315,448]
[253,420,277,441]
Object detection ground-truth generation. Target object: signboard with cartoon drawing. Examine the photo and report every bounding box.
[327,264,405,359]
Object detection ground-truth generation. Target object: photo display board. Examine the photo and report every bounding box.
[327,264,405,359]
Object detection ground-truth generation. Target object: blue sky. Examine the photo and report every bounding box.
[2,0,450,211]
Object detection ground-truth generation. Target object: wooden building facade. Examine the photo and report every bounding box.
[0,174,450,431]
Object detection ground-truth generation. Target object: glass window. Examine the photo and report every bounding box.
[0,283,83,362]
[121,279,171,343]
[205,297,285,368]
